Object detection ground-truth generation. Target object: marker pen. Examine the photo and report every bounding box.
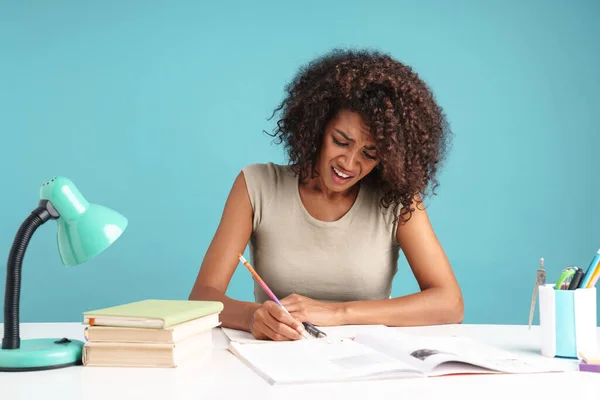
[568,268,585,290]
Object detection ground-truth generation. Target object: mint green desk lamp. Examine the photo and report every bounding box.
[0,177,127,371]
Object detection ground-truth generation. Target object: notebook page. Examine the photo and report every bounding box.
[221,325,388,344]
[228,337,420,384]
[221,328,262,344]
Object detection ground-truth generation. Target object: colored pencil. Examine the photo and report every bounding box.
[237,254,311,340]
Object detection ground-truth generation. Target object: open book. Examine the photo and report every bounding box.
[228,328,566,384]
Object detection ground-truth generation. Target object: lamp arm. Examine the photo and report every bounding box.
[2,200,59,350]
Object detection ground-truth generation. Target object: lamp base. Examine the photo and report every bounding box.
[0,338,84,371]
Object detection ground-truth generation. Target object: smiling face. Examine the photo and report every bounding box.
[316,109,380,193]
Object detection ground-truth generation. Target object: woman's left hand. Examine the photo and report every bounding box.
[280,293,343,326]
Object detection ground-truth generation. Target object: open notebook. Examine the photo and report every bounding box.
[222,325,386,344]
[228,328,567,384]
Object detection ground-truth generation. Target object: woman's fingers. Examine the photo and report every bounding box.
[280,293,303,307]
[263,302,303,340]
[279,299,307,320]
[250,301,304,341]
[288,310,307,322]
[281,302,300,312]
[257,319,295,341]
[268,302,304,331]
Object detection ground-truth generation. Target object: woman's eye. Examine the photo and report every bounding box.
[333,138,348,147]
[363,152,377,160]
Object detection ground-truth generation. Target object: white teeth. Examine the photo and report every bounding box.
[333,167,350,179]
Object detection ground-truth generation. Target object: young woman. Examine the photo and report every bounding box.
[189,48,463,340]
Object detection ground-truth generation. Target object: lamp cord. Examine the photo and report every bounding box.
[2,201,56,350]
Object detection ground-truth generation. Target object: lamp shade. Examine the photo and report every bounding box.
[39,177,128,266]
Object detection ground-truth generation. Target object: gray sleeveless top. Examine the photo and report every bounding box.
[242,162,401,303]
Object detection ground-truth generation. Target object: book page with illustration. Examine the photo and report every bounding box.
[353,330,563,376]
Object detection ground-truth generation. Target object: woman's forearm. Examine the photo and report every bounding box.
[337,287,464,327]
[189,285,260,331]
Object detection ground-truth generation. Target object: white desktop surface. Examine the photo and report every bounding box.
[1,323,599,400]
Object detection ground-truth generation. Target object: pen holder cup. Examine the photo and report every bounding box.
[538,284,597,359]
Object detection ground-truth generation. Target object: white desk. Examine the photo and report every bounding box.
[1,323,599,400]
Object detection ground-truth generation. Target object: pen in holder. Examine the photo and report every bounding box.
[538,284,597,359]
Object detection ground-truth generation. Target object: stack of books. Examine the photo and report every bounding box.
[81,299,223,368]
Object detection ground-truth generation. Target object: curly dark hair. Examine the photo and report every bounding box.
[266,48,452,224]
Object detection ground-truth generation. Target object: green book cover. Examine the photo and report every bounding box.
[83,299,224,328]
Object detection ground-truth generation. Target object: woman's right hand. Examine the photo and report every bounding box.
[249,301,305,341]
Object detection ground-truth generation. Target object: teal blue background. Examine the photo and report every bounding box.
[1,0,599,325]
